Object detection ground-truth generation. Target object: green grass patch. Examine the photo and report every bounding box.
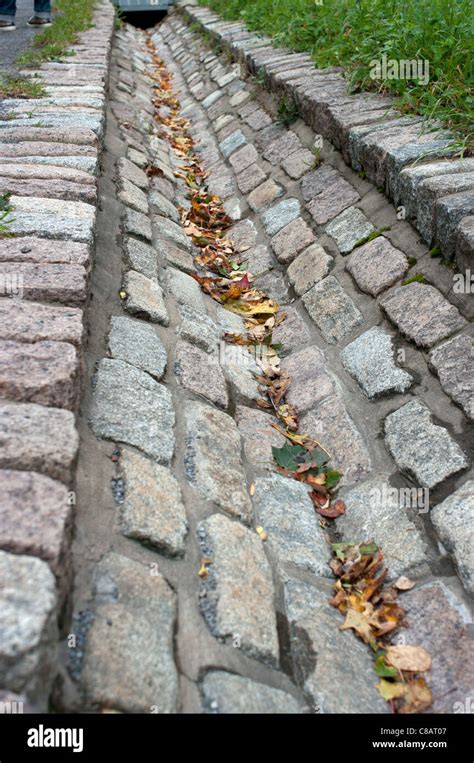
[199,0,473,146]
[402,273,427,285]
[353,226,391,247]
[277,96,300,126]
[0,194,14,238]
[0,75,45,99]
[16,0,96,68]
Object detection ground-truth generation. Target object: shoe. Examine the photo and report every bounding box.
[27,16,52,27]
[0,20,16,30]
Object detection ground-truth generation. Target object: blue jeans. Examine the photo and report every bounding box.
[0,0,51,21]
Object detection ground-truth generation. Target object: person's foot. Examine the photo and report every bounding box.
[0,19,16,31]
[27,16,52,27]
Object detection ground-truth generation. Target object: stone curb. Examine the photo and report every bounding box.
[177,1,474,269]
[0,1,116,709]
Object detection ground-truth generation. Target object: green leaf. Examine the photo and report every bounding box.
[331,542,355,560]
[360,542,379,556]
[272,442,305,471]
[375,654,399,678]
[306,446,328,467]
[325,468,342,489]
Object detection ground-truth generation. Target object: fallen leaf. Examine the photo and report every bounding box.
[394,576,416,591]
[340,608,376,648]
[398,677,433,714]
[376,679,406,701]
[255,526,268,541]
[249,482,256,497]
[385,645,432,673]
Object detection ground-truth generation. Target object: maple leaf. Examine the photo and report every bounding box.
[340,608,377,648]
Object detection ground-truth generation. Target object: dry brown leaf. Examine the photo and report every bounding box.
[394,576,416,591]
[386,645,432,673]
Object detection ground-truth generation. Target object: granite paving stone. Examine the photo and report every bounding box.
[384,400,469,488]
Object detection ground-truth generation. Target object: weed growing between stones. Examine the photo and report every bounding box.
[277,96,300,127]
[145,34,433,713]
[0,76,45,99]
[0,193,14,238]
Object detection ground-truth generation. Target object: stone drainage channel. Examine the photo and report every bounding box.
[1,7,473,715]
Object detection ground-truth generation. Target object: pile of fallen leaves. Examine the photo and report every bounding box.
[145,41,345,517]
[330,541,432,713]
[145,40,431,714]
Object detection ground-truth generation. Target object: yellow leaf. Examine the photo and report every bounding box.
[398,677,433,714]
[377,679,406,702]
[249,482,256,496]
[340,608,376,647]
[256,526,268,541]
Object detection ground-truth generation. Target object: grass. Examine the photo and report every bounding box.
[0,194,14,238]
[198,0,473,147]
[277,96,300,126]
[0,76,45,99]
[16,0,96,68]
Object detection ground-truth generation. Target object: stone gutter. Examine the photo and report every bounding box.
[177,1,474,270]
[0,0,116,710]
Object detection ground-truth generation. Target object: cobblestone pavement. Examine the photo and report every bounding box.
[0,1,473,715]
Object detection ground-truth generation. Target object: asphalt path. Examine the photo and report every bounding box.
[0,0,43,74]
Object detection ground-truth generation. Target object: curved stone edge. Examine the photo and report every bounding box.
[176,1,473,269]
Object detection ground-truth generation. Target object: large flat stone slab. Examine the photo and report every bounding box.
[91,359,175,465]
